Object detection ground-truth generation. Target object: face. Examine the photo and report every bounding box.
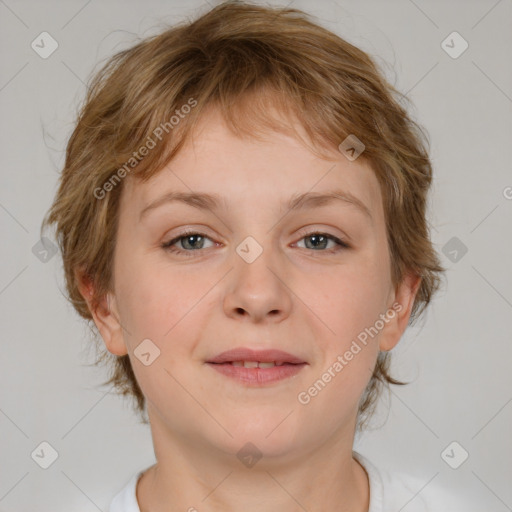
[88,106,418,460]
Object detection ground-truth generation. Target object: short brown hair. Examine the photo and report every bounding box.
[42,0,444,429]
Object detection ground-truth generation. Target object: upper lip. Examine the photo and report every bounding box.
[206,347,307,364]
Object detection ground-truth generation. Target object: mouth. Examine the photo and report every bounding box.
[206,347,308,386]
[206,347,307,365]
[211,361,297,368]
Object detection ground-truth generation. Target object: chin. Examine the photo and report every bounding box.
[218,416,304,456]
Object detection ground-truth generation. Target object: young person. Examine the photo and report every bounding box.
[42,2,467,510]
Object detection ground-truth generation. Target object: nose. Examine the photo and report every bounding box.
[222,244,293,323]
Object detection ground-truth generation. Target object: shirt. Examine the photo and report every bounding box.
[109,451,467,511]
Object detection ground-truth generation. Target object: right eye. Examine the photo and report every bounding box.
[161,231,217,256]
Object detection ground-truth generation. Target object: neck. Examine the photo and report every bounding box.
[136,412,369,512]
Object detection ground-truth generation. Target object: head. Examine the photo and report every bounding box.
[42,0,444,450]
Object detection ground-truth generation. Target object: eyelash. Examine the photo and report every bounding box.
[161,229,350,257]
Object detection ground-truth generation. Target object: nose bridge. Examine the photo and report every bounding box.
[223,230,292,322]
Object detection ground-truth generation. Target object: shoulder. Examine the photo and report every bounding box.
[353,451,470,512]
[109,471,143,512]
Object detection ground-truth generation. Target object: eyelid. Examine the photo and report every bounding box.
[161,225,219,245]
[294,225,351,247]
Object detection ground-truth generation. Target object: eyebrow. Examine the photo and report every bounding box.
[139,188,372,222]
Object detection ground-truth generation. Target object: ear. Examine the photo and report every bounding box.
[75,268,128,356]
[378,272,422,352]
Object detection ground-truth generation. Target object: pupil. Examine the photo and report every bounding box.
[185,235,202,249]
[308,235,326,249]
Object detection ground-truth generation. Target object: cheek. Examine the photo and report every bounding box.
[115,267,206,399]
[303,259,387,402]
[311,263,389,342]
[115,256,216,353]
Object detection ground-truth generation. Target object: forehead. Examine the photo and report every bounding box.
[121,107,384,221]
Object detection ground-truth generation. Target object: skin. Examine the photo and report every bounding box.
[79,106,420,512]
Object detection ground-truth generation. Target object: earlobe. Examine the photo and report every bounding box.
[378,273,422,352]
[75,269,128,356]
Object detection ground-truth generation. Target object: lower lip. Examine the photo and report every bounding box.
[206,362,307,385]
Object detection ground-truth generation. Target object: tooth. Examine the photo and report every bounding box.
[231,361,279,368]
[258,362,276,368]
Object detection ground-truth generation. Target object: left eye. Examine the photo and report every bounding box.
[294,232,349,251]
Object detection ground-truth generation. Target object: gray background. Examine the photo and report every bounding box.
[1,0,511,510]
